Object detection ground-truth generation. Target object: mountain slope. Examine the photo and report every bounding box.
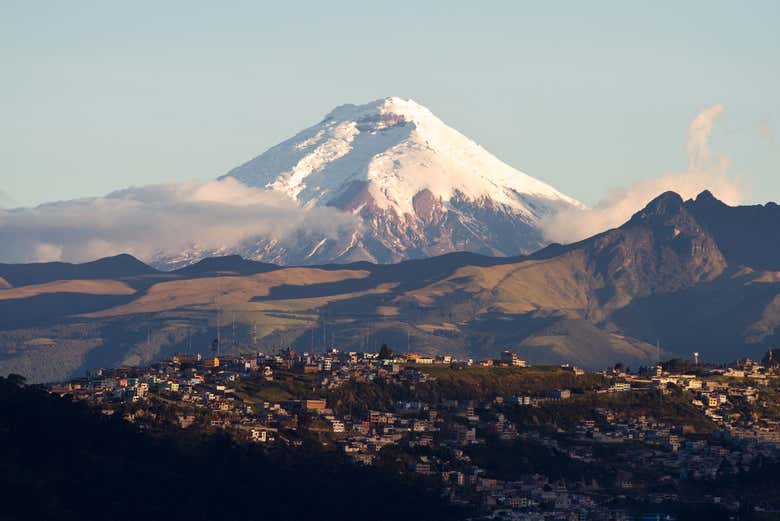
[1,191,778,382]
[172,255,280,277]
[685,190,780,271]
[222,97,583,264]
[0,254,159,287]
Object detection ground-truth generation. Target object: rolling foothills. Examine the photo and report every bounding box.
[1,190,778,384]
[2,189,780,519]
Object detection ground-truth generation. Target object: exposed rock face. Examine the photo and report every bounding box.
[579,191,728,316]
[685,190,780,270]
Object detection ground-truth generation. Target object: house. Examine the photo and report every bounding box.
[171,353,202,365]
[547,389,572,400]
[435,355,452,364]
[249,427,275,443]
[304,398,327,412]
[452,472,465,486]
[413,462,432,475]
[500,351,527,367]
[408,354,434,365]
[453,426,477,444]
[327,418,345,433]
[685,379,703,389]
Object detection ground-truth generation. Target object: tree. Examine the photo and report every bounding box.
[378,344,394,360]
[6,374,26,387]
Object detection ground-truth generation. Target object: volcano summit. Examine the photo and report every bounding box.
[220,97,583,265]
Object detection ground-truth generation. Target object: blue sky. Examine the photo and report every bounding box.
[2,0,778,207]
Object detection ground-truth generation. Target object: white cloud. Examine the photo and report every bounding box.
[0,178,359,264]
[540,104,743,244]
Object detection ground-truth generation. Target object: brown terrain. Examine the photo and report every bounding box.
[0,190,778,382]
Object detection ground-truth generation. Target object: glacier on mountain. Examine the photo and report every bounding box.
[219,97,583,265]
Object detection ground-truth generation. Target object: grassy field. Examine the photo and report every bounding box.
[233,371,322,403]
[328,364,610,415]
[414,364,607,399]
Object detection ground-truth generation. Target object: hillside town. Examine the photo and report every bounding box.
[50,348,780,520]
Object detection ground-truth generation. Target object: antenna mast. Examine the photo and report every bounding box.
[232,313,237,349]
[216,306,221,357]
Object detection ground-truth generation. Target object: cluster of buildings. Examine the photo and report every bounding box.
[49,349,780,520]
[613,359,780,446]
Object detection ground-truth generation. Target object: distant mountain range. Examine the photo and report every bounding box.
[158,97,582,268]
[1,191,778,382]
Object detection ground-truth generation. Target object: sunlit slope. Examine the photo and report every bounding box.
[85,268,372,317]
[1,190,778,382]
[0,280,136,301]
[401,251,595,315]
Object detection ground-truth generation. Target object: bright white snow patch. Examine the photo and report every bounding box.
[225,97,584,220]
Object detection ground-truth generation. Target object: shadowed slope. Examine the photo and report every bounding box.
[0,191,778,382]
[0,254,159,287]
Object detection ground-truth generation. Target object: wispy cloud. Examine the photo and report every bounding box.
[0,178,359,264]
[540,104,743,244]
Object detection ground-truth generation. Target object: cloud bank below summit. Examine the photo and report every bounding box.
[0,103,749,266]
[539,104,743,244]
[0,178,359,264]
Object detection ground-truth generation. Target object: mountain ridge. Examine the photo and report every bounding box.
[0,253,160,287]
[1,190,778,382]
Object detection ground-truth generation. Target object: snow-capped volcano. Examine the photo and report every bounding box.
[221,96,584,264]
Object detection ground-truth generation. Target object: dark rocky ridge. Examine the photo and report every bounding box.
[1,190,778,382]
[685,190,780,271]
